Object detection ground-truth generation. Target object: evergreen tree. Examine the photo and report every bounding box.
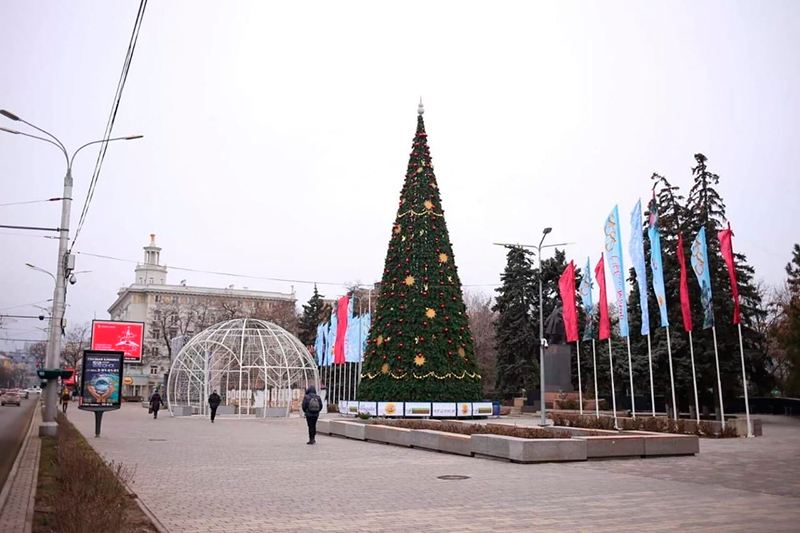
[773,244,800,394]
[298,284,325,347]
[493,247,537,396]
[357,108,481,402]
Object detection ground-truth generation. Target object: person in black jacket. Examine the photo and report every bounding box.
[208,390,221,423]
[150,390,164,419]
[301,385,323,444]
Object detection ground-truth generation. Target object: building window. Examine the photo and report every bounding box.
[149,277,154,284]
[138,277,143,284]
[150,365,159,375]
[155,294,161,303]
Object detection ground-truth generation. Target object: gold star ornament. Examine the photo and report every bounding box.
[458,347,466,358]
[425,308,437,319]
[414,354,426,366]
[424,200,434,210]
[405,275,415,286]
[376,335,384,346]
[439,253,449,263]
[381,363,390,374]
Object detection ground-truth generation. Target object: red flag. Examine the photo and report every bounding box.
[334,296,349,364]
[594,255,611,341]
[718,224,741,325]
[558,261,579,343]
[676,233,693,332]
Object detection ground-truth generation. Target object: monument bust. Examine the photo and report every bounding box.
[544,301,566,345]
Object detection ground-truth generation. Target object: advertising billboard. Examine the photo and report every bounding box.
[91,320,144,363]
[79,350,124,411]
[63,367,76,385]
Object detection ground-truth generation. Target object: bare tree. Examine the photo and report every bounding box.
[252,300,300,335]
[29,341,47,369]
[151,301,199,362]
[61,322,91,368]
[465,290,497,394]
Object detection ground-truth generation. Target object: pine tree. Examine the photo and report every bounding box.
[774,244,800,394]
[298,285,325,347]
[493,247,537,396]
[357,107,481,402]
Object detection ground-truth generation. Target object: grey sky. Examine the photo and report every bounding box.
[1,1,799,351]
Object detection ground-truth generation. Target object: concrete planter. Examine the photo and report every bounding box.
[329,420,366,440]
[316,419,331,435]
[171,406,193,416]
[216,405,235,415]
[639,433,699,456]
[409,429,472,456]
[471,434,587,463]
[577,435,646,458]
[255,407,288,418]
[382,426,412,447]
[364,424,389,443]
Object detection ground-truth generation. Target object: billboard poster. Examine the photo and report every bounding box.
[457,402,473,417]
[358,402,377,416]
[91,320,144,363]
[432,403,457,417]
[378,402,404,417]
[405,402,431,417]
[63,367,76,385]
[79,350,124,411]
[472,402,493,416]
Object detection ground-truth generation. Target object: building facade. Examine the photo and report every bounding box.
[108,235,297,398]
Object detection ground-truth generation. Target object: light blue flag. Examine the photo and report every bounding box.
[345,312,360,363]
[315,323,326,366]
[690,227,715,329]
[579,257,594,341]
[326,310,337,365]
[647,199,669,327]
[604,205,629,337]
[360,312,371,361]
[629,200,650,336]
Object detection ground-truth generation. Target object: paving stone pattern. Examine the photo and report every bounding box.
[69,406,800,532]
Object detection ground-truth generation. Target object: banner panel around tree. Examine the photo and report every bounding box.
[79,350,124,411]
[91,320,144,363]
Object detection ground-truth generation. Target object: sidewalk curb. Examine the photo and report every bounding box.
[23,430,41,533]
[121,480,170,533]
[0,404,36,515]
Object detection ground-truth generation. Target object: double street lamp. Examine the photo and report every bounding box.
[494,227,572,427]
[2,109,141,437]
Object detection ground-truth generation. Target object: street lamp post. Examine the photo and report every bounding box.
[2,109,141,437]
[537,227,552,426]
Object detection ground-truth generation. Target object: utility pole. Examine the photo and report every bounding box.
[2,109,141,437]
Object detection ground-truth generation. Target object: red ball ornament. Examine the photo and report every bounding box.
[448,351,453,356]
[445,316,450,321]
[397,356,401,360]
[399,343,404,348]
[422,321,428,326]
[382,356,386,360]
[444,327,449,333]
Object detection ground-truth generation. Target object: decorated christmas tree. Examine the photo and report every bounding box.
[358,102,482,402]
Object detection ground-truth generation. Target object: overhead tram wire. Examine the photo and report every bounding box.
[70,0,148,252]
[0,198,64,208]
[75,251,501,288]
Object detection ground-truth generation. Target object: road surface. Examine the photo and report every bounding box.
[0,395,36,491]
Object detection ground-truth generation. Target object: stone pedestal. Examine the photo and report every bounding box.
[544,343,573,392]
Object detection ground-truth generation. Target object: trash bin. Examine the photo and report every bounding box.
[492,401,501,417]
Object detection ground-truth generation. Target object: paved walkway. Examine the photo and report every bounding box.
[69,405,800,532]
[0,407,41,533]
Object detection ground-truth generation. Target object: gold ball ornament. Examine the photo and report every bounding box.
[381,363,390,374]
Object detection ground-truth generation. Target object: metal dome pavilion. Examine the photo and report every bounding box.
[167,318,320,418]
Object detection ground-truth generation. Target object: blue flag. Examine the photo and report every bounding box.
[629,200,650,336]
[359,312,371,362]
[315,323,326,366]
[579,257,594,340]
[325,310,337,365]
[604,205,629,337]
[690,227,715,329]
[345,311,360,363]
[647,199,669,327]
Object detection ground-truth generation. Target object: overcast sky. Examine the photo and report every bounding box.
[1,1,799,352]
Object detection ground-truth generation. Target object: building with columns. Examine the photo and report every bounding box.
[108,235,296,398]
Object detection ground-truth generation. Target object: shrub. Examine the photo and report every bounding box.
[369,418,572,439]
[548,412,737,438]
[327,403,339,413]
[357,411,371,420]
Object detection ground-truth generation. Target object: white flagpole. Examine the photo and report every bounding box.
[736,323,753,437]
[688,330,700,422]
[646,334,655,416]
[711,326,726,428]
[592,339,599,418]
[576,340,583,414]
[626,336,636,418]
[666,327,677,420]
[608,338,618,428]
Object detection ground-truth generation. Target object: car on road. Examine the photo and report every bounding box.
[26,387,40,396]
[2,391,21,406]
[18,389,29,399]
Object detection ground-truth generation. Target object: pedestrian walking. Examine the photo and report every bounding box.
[208,389,221,423]
[301,385,323,444]
[150,390,164,419]
[61,389,71,413]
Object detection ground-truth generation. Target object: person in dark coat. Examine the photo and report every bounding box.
[301,385,323,444]
[61,389,71,413]
[208,390,221,423]
[150,390,164,419]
